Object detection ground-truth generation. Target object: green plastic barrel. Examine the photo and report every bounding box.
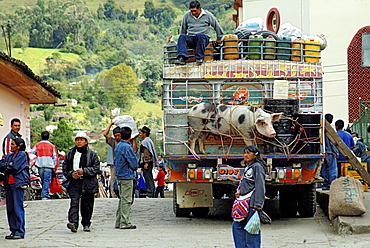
[277,37,291,61]
[248,35,263,60]
[263,35,276,60]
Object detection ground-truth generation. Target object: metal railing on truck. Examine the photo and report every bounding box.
[164,38,321,63]
[162,79,323,156]
[162,79,323,113]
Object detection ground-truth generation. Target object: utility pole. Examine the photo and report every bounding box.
[1,21,12,57]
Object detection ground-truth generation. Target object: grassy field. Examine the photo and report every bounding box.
[0,0,184,16]
[11,47,81,74]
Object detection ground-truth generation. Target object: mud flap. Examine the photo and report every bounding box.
[176,182,213,208]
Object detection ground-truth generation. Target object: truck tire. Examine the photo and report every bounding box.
[173,183,191,217]
[297,183,317,217]
[279,186,298,218]
[24,187,31,201]
[192,207,209,218]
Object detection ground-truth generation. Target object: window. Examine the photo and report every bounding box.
[362,33,370,67]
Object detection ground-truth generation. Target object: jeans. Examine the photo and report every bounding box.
[68,180,95,228]
[38,167,53,199]
[320,153,337,188]
[155,186,165,198]
[115,179,134,228]
[6,184,26,237]
[177,33,210,60]
[232,208,261,248]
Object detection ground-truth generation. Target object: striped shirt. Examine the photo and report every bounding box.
[32,140,57,169]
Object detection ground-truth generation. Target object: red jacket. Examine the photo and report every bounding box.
[154,170,166,187]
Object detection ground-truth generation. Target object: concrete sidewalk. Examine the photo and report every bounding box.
[317,189,370,235]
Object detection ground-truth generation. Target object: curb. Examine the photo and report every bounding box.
[317,189,370,235]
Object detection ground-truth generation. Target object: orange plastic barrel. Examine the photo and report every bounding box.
[304,39,320,62]
[204,41,214,61]
[223,35,239,60]
[291,37,304,62]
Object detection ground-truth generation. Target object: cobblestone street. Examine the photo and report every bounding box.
[1,197,370,248]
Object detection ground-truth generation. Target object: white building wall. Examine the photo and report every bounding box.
[0,85,31,151]
[242,0,370,125]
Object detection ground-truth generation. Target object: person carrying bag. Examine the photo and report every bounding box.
[232,145,267,248]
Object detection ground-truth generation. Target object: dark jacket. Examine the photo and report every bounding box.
[0,151,30,189]
[62,146,100,193]
[238,161,266,209]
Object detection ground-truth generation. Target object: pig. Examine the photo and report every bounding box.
[188,102,282,154]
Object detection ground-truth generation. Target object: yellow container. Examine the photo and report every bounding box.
[223,35,239,60]
[304,39,320,62]
[204,41,214,61]
[341,163,368,192]
[291,37,304,61]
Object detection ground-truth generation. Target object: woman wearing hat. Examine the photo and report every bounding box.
[232,145,267,248]
[62,132,100,233]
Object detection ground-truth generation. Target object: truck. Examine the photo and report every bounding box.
[162,35,324,218]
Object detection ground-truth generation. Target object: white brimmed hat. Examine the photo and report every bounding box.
[73,131,91,143]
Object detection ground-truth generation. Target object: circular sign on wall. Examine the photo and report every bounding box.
[266,8,281,33]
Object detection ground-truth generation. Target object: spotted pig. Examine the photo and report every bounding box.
[188,102,281,154]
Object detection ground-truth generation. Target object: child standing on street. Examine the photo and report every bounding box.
[154,165,166,198]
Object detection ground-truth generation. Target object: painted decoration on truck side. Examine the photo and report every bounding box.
[163,60,323,79]
[218,165,244,181]
[179,96,203,103]
[221,82,263,105]
[170,82,212,109]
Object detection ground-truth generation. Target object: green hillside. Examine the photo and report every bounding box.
[0,0,184,16]
[12,48,80,74]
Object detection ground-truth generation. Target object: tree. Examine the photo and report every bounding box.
[138,60,162,102]
[30,116,48,147]
[49,119,75,152]
[94,63,139,111]
[142,1,156,20]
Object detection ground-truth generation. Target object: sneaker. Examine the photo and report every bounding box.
[119,225,137,229]
[196,59,204,65]
[67,223,77,233]
[175,56,186,65]
[83,226,90,232]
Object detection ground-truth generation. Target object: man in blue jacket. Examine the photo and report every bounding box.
[175,0,224,65]
[335,119,355,177]
[321,114,339,190]
[114,127,138,229]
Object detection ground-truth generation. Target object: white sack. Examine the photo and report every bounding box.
[112,115,139,139]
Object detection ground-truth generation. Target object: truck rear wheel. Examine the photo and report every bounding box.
[279,186,298,218]
[192,207,209,218]
[297,183,317,217]
[173,183,191,217]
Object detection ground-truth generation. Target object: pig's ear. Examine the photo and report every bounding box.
[271,113,282,122]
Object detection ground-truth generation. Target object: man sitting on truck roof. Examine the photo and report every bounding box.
[175,0,224,65]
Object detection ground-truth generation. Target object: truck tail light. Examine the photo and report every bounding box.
[286,169,292,178]
[204,169,212,179]
[294,169,300,178]
[197,169,203,178]
[278,169,285,179]
[188,169,195,179]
